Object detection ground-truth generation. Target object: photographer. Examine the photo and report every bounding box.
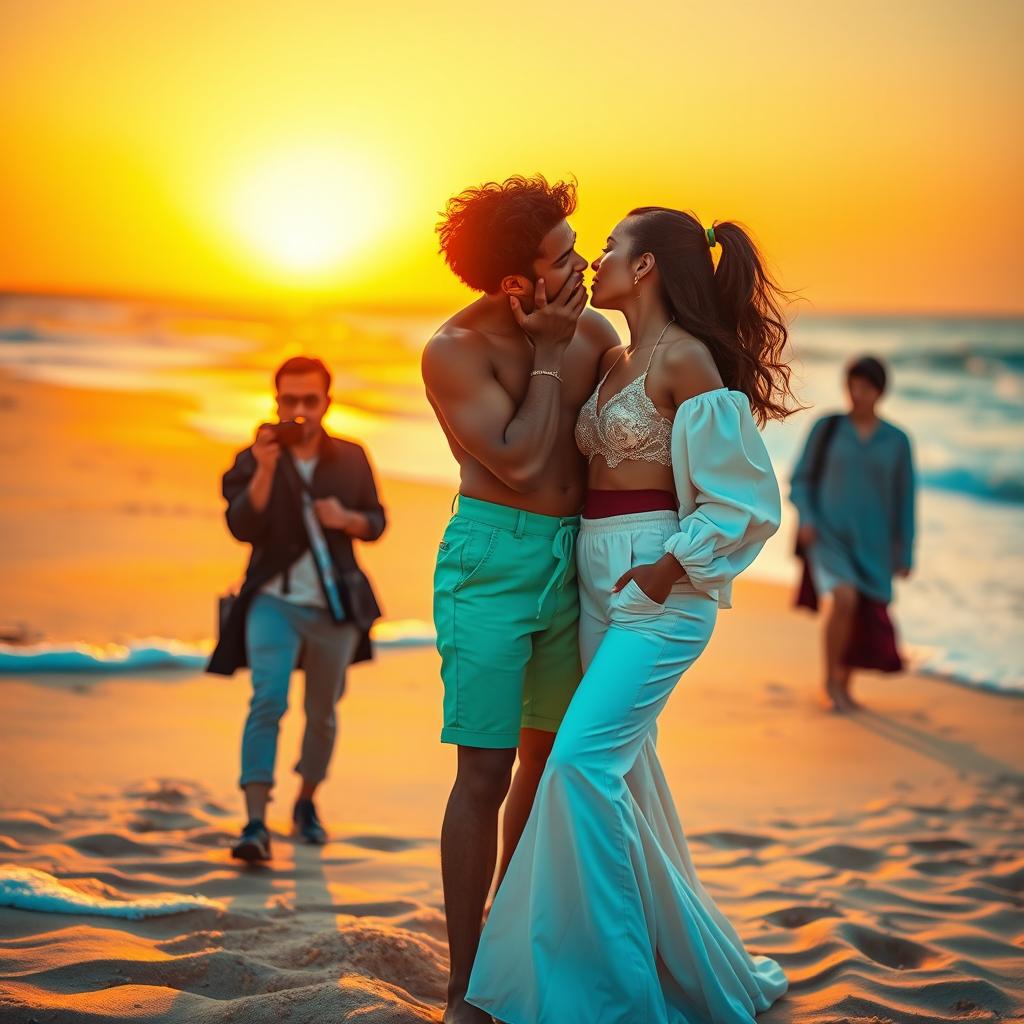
[207,356,386,862]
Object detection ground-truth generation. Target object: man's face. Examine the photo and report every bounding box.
[503,219,588,310]
[847,374,881,415]
[532,219,588,300]
[276,371,330,440]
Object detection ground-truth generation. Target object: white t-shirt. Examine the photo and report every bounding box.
[260,456,326,608]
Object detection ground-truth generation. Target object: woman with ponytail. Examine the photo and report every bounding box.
[466,209,795,1023]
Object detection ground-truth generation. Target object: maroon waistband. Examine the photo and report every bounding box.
[583,489,677,519]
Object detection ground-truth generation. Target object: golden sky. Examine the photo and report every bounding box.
[1,0,1021,312]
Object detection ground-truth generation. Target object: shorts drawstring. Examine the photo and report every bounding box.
[537,519,578,618]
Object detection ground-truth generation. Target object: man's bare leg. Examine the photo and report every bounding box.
[495,727,555,888]
[823,585,858,712]
[441,744,516,1024]
[834,665,861,710]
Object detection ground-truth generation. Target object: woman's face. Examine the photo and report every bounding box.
[589,219,638,311]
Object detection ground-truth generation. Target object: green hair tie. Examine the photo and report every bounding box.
[706,225,717,248]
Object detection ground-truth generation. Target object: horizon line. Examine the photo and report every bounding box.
[1,286,1022,322]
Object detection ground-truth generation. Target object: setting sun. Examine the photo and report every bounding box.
[225,149,394,282]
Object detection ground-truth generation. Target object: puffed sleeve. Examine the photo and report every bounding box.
[663,389,781,607]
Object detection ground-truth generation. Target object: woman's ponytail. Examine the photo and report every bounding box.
[711,219,795,424]
[628,207,798,425]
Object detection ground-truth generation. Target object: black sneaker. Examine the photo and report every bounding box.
[231,819,272,862]
[293,798,327,845]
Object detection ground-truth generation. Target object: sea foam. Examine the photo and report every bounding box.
[0,865,223,919]
[0,619,437,675]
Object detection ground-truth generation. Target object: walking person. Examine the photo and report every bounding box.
[207,355,386,861]
[791,355,915,711]
[466,208,793,1023]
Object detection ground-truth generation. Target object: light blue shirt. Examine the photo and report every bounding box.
[791,413,916,602]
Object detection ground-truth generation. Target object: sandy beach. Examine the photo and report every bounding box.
[1,369,1022,1023]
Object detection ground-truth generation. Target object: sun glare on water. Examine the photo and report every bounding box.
[228,150,391,282]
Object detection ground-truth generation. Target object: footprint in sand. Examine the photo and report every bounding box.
[801,842,886,871]
[906,837,974,853]
[838,922,939,969]
[765,904,844,928]
[69,832,160,857]
[327,898,422,917]
[0,811,59,838]
[910,857,977,876]
[690,831,776,850]
[129,809,209,832]
[342,835,430,853]
[980,864,1024,893]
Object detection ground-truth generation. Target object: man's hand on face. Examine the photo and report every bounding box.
[252,424,281,473]
[509,273,587,352]
[313,496,353,531]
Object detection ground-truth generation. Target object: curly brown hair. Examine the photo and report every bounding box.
[437,175,577,293]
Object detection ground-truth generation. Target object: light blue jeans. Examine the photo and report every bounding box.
[240,593,359,790]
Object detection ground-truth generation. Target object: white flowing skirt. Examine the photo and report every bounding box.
[466,511,788,1023]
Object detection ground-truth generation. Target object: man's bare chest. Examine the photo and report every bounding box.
[490,340,604,410]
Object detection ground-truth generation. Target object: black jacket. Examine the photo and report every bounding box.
[207,431,386,676]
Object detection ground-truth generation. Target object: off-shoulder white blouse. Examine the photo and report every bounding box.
[663,388,781,609]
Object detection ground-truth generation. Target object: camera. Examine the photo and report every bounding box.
[267,417,306,447]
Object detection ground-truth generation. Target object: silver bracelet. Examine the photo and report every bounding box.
[530,369,563,382]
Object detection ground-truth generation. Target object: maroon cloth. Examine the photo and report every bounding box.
[583,489,677,519]
[795,557,904,673]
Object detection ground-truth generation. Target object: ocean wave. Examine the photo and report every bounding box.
[0,640,208,674]
[907,646,1024,697]
[0,865,223,918]
[920,465,1024,505]
[0,326,47,343]
[796,343,1024,378]
[0,620,437,675]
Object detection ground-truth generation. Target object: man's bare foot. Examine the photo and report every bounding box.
[443,994,493,1023]
[836,685,862,711]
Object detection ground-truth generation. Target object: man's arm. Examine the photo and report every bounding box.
[423,333,561,492]
[422,277,585,492]
[314,447,387,541]
[223,449,267,542]
[248,429,280,510]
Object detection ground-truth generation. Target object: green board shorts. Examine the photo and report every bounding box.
[433,495,582,749]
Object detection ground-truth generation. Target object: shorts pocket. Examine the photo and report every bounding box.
[450,522,498,592]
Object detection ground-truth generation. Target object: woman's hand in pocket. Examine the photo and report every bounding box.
[612,555,685,605]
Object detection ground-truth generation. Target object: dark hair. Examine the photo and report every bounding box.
[274,356,331,393]
[626,207,797,425]
[437,175,577,293]
[846,354,887,393]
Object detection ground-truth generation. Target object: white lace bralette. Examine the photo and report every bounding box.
[575,334,674,469]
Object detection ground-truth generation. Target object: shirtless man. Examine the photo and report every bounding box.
[422,175,619,1023]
